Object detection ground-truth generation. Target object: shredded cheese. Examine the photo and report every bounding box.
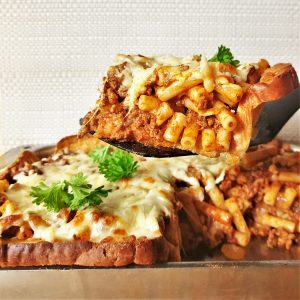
[0,151,229,243]
[112,54,201,109]
[110,54,256,110]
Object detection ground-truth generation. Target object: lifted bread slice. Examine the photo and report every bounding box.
[79,55,298,158]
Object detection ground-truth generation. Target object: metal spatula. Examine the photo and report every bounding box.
[101,87,299,157]
[100,139,193,158]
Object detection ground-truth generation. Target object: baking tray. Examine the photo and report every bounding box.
[0,145,299,299]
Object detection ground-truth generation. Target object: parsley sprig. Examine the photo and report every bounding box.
[208,45,240,66]
[88,146,111,166]
[30,172,110,212]
[89,146,138,182]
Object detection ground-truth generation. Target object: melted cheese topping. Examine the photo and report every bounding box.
[110,54,256,110]
[1,151,229,243]
[112,54,201,109]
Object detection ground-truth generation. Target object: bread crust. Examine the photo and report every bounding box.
[233,63,299,155]
[55,134,107,154]
[0,210,181,267]
[0,235,173,268]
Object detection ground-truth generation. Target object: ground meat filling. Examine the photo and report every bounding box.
[219,142,300,250]
[82,76,222,150]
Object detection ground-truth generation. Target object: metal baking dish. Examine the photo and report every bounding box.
[0,145,299,299]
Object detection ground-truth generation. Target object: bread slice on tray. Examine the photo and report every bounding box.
[0,135,226,267]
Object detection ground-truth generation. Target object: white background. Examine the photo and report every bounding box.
[0,0,299,154]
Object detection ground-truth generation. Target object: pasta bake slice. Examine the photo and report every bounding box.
[177,140,300,257]
[79,47,298,157]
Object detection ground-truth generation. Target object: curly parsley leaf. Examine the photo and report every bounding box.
[30,182,70,212]
[89,147,138,182]
[30,172,110,212]
[88,146,112,165]
[66,173,110,210]
[208,45,240,66]
[99,150,138,182]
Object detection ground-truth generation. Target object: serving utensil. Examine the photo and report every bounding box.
[101,87,299,157]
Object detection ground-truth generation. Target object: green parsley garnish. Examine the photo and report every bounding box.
[89,147,138,182]
[30,172,110,212]
[88,146,112,165]
[208,45,240,66]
